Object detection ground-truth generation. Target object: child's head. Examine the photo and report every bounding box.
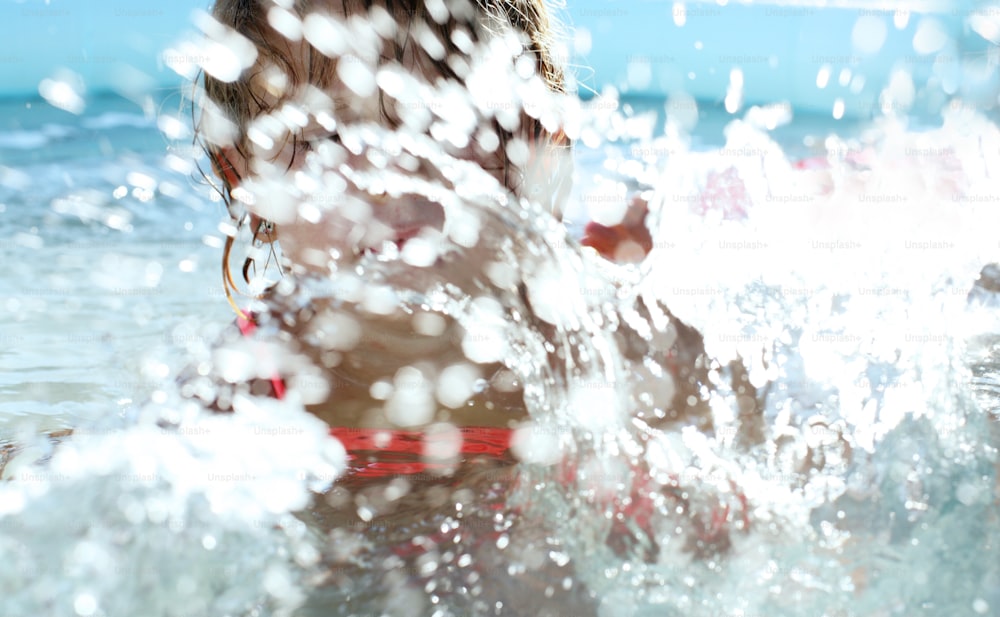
[196,0,571,273]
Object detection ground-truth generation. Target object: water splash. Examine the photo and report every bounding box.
[3,3,1000,617]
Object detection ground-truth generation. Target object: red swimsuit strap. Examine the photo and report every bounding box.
[330,427,515,479]
[237,313,286,399]
[330,427,513,454]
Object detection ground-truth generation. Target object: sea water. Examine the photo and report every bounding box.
[1,47,1000,617]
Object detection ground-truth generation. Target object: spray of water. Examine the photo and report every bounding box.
[2,2,999,616]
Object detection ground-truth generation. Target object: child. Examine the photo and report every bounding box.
[192,0,646,425]
[194,0,573,430]
[189,0,744,563]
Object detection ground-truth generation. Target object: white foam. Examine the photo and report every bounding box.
[0,395,344,617]
[0,131,50,149]
[83,112,155,130]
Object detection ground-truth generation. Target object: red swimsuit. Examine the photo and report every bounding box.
[236,312,748,557]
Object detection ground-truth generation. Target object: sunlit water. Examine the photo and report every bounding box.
[2,83,1000,617]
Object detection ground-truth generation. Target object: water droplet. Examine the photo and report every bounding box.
[852,15,888,54]
[401,236,438,267]
[73,593,98,616]
[673,2,687,27]
[267,5,303,41]
[338,56,376,98]
[724,68,743,114]
[436,364,480,408]
[816,65,831,89]
[912,18,949,55]
[832,99,845,120]
[39,71,85,114]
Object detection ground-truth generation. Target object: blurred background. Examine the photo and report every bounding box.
[0,0,996,116]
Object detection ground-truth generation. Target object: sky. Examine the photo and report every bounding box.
[0,0,989,118]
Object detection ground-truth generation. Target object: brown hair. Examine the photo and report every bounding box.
[193,0,569,311]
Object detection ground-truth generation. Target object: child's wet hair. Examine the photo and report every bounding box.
[196,0,569,200]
